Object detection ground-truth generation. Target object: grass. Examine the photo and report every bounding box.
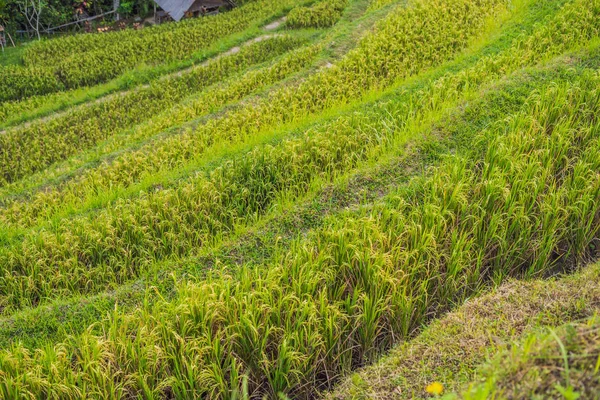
[328,262,600,399]
[463,316,600,399]
[0,45,25,67]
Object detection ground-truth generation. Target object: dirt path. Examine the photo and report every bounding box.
[264,16,287,31]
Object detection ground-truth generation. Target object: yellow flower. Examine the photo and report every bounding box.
[426,381,444,396]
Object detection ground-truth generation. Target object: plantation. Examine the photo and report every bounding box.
[0,0,599,398]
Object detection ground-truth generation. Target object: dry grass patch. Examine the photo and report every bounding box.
[327,263,600,399]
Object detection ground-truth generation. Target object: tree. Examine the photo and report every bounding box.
[16,0,47,39]
[0,0,8,25]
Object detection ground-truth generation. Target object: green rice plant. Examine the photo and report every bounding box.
[0,0,595,313]
[22,0,274,68]
[0,30,591,314]
[3,0,593,234]
[0,30,288,129]
[0,0,310,103]
[0,94,395,311]
[0,65,65,103]
[0,44,322,229]
[368,0,399,11]
[0,0,592,324]
[1,70,599,398]
[0,91,73,126]
[287,0,349,28]
[0,0,509,219]
[0,35,305,186]
[1,1,600,396]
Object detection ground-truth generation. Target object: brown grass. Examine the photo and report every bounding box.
[327,263,600,399]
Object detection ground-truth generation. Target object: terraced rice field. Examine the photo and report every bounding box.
[0,0,599,398]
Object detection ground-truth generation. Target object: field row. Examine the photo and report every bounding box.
[0,0,598,397]
[0,0,572,345]
[0,0,513,312]
[0,0,384,216]
[0,0,594,316]
[0,0,310,103]
[0,28,282,130]
[287,0,350,28]
[1,0,593,237]
[0,0,513,225]
[0,42,322,231]
[0,35,308,187]
[1,48,598,398]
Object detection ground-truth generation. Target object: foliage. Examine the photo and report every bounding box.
[0,0,514,311]
[367,0,398,11]
[286,0,349,28]
[21,0,285,68]
[1,59,600,398]
[0,0,599,397]
[0,35,307,185]
[3,0,596,307]
[0,0,510,201]
[0,0,115,33]
[0,64,64,101]
[0,0,8,21]
[0,0,304,102]
[329,259,600,399]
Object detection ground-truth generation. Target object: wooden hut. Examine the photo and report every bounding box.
[153,0,236,22]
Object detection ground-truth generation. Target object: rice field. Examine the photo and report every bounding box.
[0,0,599,398]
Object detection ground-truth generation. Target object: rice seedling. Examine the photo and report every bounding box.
[287,0,349,28]
[0,0,310,102]
[0,35,306,186]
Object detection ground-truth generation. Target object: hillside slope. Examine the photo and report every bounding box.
[0,0,599,398]
[328,261,600,399]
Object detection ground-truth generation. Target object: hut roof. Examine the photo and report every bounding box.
[153,0,229,21]
[154,0,195,21]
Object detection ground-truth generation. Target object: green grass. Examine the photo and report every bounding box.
[0,45,25,67]
[463,315,600,399]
